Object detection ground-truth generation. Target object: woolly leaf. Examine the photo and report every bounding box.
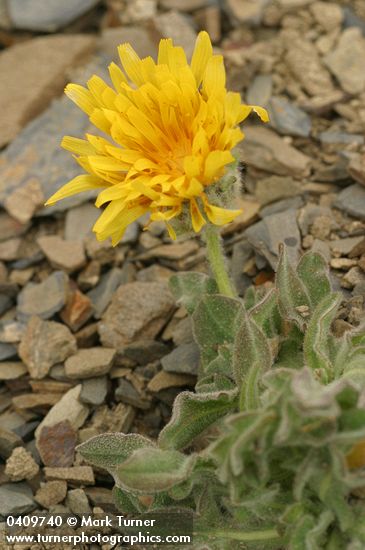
[77,433,155,470]
[297,251,331,308]
[115,447,196,493]
[276,244,311,330]
[303,293,342,380]
[159,389,238,450]
[233,309,272,409]
[169,272,218,314]
[192,294,244,370]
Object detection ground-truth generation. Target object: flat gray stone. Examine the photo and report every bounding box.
[268,97,311,137]
[0,483,36,517]
[239,126,311,177]
[0,342,17,361]
[8,0,100,31]
[0,34,95,150]
[65,348,116,379]
[255,175,302,205]
[98,282,175,348]
[246,74,273,106]
[0,428,23,459]
[115,378,150,410]
[161,343,200,375]
[80,377,108,406]
[118,340,169,366]
[245,209,300,269]
[0,294,12,315]
[17,271,69,322]
[87,267,124,319]
[19,316,77,379]
[324,28,365,94]
[260,196,304,218]
[318,131,364,145]
[334,184,365,220]
[64,202,100,242]
[0,95,98,216]
[342,6,365,34]
[35,385,89,441]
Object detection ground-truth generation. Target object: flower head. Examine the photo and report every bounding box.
[46,31,268,243]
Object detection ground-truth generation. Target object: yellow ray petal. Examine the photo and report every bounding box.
[88,155,130,172]
[118,43,145,86]
[202,55,226,98]
[252,105,269,122]
[65,84,96,115]
[45,175,105,205]
[61,136,96,156]
[95,184,127,207]
[183,155,201,179]
[191,31,213,87]
[204,150,234,182]
[203,200,242,226]
[94,203,148,243]
[190,198,206,232]
[158,38,173,66]
[87,75,116,108]
[108,62,128,91]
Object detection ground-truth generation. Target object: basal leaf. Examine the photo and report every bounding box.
[192,294,244,370]
[297,251,331,308]
[169,272,218,314]
[158,389,238,450]
[77,433,155,470]
[303,293,342,380]
[233,309,272,409]
[276,244,311,330]
[115,447,196,493]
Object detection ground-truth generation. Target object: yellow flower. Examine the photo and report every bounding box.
[46,31,268,244]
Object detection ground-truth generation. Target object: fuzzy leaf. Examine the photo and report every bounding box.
[276,244,311,330]
[159,389,238,450]
[297,251,331,308]
[192,294,244,370]
[112,486,144,513]
[303,293,342,380]
[115,447,196,493]
[250,288,282,338]
[233,309,272,409]
[77,433,155,470]
[169,272,218,314]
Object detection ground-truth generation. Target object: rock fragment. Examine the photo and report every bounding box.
[37,235,86,273]
[5,447,39,481]
[35,481,67,508]
[35,385,89,441]
[0,483,36,516]
[19,316,76,379]
[334,185,365,221]
[239,126,311,177]
[161,343,200,375]
[0,361,27,380]
[151,10,197,57]
[44,466,95,485]
[8,0,100,31]
[65,348,116,379]
[37,420,78,467]
[324,28,365,95]
[17,271,69,322]
[66,488,91,515]
[0,34,94,147]
[98,282,175,348]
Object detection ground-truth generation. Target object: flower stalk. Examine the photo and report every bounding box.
[204,224,236,298]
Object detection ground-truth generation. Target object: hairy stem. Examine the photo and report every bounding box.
[204,224,236,298]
